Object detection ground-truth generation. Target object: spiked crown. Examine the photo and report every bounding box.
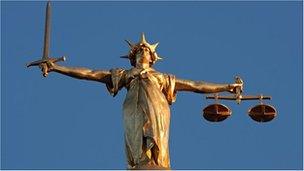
[121,33,162,66]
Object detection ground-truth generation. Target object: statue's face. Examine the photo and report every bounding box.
[135,45,152,66]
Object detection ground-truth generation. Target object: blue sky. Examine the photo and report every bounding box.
[1,1,303,169]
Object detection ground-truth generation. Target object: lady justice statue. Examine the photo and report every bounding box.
[27,2,242,169]
[40,33,242,169]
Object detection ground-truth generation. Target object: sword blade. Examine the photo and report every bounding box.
[42,1,51,59]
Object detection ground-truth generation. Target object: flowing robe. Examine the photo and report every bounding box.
[106,67,176,169]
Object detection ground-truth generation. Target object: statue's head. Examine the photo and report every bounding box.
[121,33,162,67]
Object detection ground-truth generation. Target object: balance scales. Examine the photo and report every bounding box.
[203,77,277,123]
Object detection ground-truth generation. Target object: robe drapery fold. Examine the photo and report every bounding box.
[106,67,176,169]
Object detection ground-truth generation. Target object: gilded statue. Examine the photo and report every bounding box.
[37,33,242,169]
[27,2,243,169]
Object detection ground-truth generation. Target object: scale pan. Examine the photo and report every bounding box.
[248,104,277,122]
[203,104,232,122]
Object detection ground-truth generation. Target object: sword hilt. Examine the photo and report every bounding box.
[27,56,66,77]
[41,56,66,77]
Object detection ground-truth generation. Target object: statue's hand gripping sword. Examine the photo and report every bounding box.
[27,1,65,77]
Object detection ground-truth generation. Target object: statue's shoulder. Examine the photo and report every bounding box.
[108,68,126,80]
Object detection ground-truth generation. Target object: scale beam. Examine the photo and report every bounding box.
[206,95,271,101]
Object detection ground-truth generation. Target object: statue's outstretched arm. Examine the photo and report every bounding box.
[44,63,111,84]
[175,78,241,94]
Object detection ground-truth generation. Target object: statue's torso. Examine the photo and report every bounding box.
[109,67,175,168]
